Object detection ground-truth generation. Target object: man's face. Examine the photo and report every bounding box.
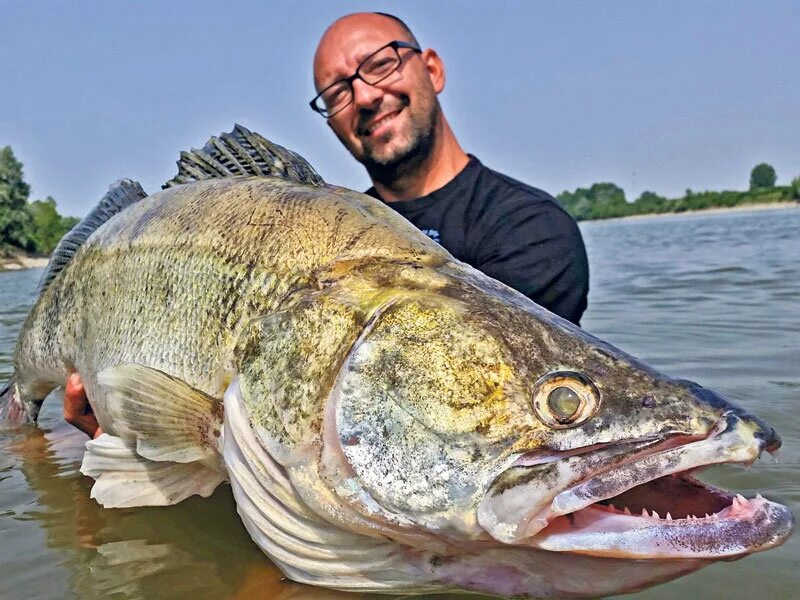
[313,15,443,172]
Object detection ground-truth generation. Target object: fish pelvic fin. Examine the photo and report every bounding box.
[162,124,325,189]
[38,178,148,295]
[79,363,227,508]
[81,434,224,508]
[96,363,224,467]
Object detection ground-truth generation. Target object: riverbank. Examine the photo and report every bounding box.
[588,200,799,223]
[0,253,49,272]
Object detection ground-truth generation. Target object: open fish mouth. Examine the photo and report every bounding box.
[479,412,794,559]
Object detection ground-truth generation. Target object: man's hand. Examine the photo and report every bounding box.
[63,373,103,439]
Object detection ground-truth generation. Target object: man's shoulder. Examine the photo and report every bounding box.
[471,160,571,219]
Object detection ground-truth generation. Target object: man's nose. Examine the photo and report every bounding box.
[351,78,383,109]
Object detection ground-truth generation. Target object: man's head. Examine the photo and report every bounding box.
[312,13,446,184]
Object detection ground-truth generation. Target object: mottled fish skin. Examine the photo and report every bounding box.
[6,173,792,598]
[12,175,447,427]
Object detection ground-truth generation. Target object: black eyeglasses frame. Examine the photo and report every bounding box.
[309,40,422,118]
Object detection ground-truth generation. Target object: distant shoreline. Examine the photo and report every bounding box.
[0,254,49,273]
[2,201,797,272]
[584,201,799,224]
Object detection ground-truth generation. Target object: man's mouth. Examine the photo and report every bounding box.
[359,108,403,137]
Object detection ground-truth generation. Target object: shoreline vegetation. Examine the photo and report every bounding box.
[2,145,799,272]
[586,200,799,223]
[1,146,78,272]
[556,163,800,222]
[2,201,796,273]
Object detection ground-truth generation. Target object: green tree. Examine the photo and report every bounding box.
[0,146,33,250]
[557,183,629,220]
[791,176,800,200]
[25,197,79,254]
[634,191,668,213]
[749,163,777,190]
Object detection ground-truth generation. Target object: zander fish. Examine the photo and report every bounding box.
[1,126,793,598]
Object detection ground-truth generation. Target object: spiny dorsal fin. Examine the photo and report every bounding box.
[38,179,147,294]
[162,124,325,189]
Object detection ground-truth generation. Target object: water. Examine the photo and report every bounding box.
[1,207,798,599]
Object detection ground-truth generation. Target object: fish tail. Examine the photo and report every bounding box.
[0,376,37,424]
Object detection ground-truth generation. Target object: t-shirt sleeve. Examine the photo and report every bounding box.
[473,196,589,326]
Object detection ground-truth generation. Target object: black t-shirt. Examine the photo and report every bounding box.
[365,156,589,325]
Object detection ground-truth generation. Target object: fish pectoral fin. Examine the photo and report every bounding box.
[81,433,225,507]
[97,364,222,465]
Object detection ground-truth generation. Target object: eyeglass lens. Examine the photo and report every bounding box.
[319,45,402,116]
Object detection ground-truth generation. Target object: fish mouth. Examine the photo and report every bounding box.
[478,413,794,559]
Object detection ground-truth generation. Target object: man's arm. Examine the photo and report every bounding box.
[473,199,589,326]
[64,373,103,438]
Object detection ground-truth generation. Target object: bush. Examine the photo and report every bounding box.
[791,176,800,200]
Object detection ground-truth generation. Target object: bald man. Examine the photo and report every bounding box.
[310,13,588,325]
[64,12,589,438]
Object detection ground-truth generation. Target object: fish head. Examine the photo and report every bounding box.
[231,260,792,596]
[317,263,793,562]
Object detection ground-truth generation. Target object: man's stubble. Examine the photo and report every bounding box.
[352,92,442,189]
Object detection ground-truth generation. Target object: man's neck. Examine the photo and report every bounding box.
[372,117,469,203]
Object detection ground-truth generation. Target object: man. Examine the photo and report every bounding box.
[64,12,589,438]
[311,12,588,324]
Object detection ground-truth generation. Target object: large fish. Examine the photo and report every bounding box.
[0,126,793,598]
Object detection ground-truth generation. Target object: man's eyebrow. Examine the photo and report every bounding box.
[320,42,388,88]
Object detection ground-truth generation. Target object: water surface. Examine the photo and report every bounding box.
[1,207,798,599]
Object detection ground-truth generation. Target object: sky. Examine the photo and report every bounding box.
[1,0,798,218]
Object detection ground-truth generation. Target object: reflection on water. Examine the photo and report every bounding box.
[1,207,798,599]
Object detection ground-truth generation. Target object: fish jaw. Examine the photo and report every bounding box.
[478,409,794,559]
[404,547,712,599]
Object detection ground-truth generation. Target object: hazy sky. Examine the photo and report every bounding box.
[2,0,798,217]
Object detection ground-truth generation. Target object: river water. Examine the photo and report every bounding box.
[1,206,798,599]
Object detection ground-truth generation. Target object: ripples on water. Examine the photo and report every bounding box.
[1,207,798,599]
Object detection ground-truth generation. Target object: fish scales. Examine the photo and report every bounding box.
[14,176,446,432]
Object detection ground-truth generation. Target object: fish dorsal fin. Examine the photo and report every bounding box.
[162,124,325,189]
[38,178,147,294]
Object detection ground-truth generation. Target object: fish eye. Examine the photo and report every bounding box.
[548,386,581,420]
[532,371,600,429]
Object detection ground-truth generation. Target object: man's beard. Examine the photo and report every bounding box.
[358,95,441,188]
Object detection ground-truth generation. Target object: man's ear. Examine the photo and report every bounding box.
[422,49,446,94]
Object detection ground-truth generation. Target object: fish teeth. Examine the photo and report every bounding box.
[756,493,764,500]
[705,513,711,519]
[731,494,749,512]
[666,512,672,521]
[641,508,649,518]
[652,510,660,520]
[624,506,631,515]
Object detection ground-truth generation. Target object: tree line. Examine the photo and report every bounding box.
[557,163,800,221]
[3,145,798,257]
[1,146,78,257]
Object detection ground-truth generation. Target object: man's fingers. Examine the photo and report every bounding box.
[64,373,86,424]
[65,372,85,397]
[63,372,100,437]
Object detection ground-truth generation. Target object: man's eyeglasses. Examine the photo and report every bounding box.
[309,40,422,119]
